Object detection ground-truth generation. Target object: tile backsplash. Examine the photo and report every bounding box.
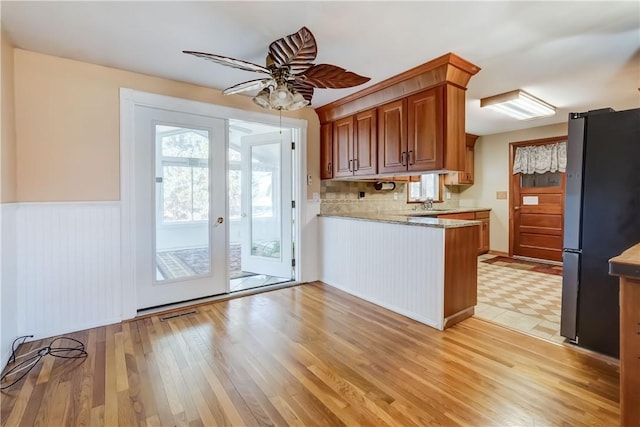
[320,179,460,214]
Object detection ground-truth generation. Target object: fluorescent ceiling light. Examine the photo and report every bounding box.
[480,89,556,120]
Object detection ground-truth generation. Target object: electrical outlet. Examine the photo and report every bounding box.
[359,191,365,199]
[496,191,508,200]
[307,175,312,185]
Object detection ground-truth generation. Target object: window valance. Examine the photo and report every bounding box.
[513,141,567,174]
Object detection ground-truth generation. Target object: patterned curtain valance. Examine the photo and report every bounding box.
[513,141,567,174]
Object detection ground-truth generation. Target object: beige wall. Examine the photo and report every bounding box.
[13,49,320,202]
[459,122,568,253]
[1,31,17,203]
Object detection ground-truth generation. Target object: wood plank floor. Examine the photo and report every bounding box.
[1,282,619,426]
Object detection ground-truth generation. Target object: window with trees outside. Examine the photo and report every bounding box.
[408,173,440,202]
[157,126,210,223]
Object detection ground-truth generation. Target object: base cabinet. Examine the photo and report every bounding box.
[320,216,478,330]
[437,210,490,254]
[609,244,640,427]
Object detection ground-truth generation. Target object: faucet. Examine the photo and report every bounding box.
[423,197,434,210]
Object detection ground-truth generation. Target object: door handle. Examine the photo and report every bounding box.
[514,206,520,210]
[217,217,224,224]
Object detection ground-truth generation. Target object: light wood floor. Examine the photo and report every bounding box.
[1,282,619,426]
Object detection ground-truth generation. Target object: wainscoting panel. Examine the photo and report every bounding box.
[1,203,18,369]
[319,216,445,329]
[16,202,122,340]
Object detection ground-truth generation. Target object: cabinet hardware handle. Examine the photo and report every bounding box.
[408,150,414,165]
[354,158,359,171]
[328,162,332,173]
[348,159,352,171]
[401,152,406,166]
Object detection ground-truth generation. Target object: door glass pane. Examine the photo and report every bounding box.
[155,125,211,282]
[251,143,281,259]
[521,171,562,188]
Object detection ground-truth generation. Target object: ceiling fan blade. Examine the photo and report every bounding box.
[183,51,270,74]
[268,26,317,74]
[299,64,371,89]
[291,81,314,103]
[222,79,274,96]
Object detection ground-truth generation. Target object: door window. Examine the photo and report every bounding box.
[521,171,562,188]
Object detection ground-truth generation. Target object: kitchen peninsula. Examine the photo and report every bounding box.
[319,213,480,330]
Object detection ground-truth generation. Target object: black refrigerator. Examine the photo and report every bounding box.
[560,107,640,358]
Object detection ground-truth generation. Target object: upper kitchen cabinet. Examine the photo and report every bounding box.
[378,99,407,174]
[320,122,333,179]
[353,108,377,176]
[445,133,479,185]
[316,53,480,179]
[407,86,444,172]
[332,116,354,177]
[332,108,378,178]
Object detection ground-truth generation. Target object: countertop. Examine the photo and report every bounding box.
[609,242,640,279]
[318,212,481,229]
[397,206,492,216]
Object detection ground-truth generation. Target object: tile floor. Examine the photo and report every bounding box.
[475,254,566,344]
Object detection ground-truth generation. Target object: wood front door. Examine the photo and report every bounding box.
[510,137,567,262]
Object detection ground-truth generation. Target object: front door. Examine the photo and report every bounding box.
[510,138,567,262]
[240,131,293,278]
[135,106,227,309]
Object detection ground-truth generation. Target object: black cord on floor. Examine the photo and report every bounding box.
[0,335,87,390]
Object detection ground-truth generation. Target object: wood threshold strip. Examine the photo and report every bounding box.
[0,282,619,426]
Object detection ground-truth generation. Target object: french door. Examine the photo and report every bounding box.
[135,106,227,309]
[240,131,293,278]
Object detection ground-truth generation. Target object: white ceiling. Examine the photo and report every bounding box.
[2,1,638,135]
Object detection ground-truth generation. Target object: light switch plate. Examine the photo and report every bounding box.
[496,191,508,200]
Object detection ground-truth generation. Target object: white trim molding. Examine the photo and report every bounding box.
[119,88,309,315]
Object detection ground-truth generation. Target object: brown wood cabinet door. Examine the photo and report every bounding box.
[333,116,354,178]
[353,108,377,176]
[377,99,407,174]
[407,86,444,172]
[320,122,333,180]
[480,219,490,254]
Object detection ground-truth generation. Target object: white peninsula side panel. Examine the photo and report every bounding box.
[319,216,445,329]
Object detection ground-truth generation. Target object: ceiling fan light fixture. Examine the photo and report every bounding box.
[289,91,310,110]
[480,89,555,120]
[269,83,295,109]
[252,88,272,109]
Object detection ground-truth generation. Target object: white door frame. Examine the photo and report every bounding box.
[240,130,293,278]
[119,88,307,320]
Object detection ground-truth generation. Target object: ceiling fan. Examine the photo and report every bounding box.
[183,26,371,111]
